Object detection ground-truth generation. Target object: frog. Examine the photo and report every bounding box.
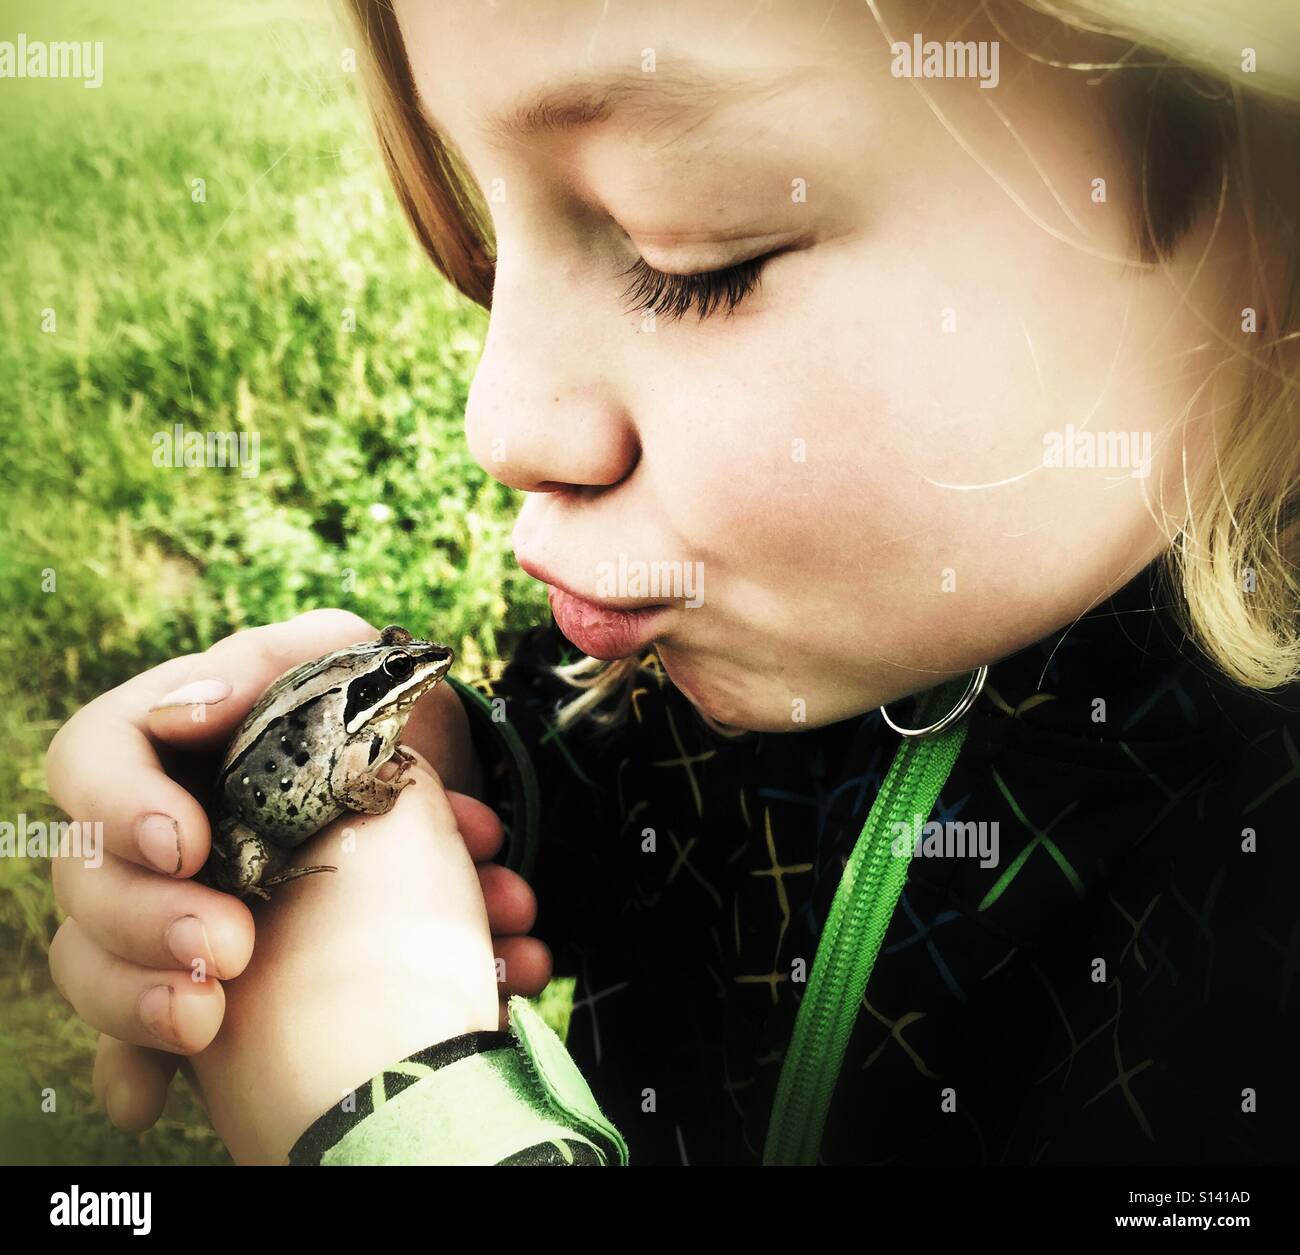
[205,624,454,900]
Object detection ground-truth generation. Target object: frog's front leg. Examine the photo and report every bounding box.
[329,740,415,815]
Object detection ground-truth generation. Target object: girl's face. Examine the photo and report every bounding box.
[393,0,1245,732]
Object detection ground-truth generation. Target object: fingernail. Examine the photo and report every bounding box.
[138,984,179,1048]
[149,678,232,711]
[136,814,182,875]
[166,915,218,979]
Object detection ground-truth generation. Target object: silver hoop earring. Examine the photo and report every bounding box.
[879,665,988,739]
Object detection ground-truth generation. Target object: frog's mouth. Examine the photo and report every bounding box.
[408,644,454,685]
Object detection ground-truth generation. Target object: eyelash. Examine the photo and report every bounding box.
[617,253,771,323]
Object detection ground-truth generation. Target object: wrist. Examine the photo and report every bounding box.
[274,997,496,1164]
[206,943,498,1164]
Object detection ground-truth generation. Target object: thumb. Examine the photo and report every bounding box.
[144,611,380,751]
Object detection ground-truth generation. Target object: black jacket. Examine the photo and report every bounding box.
[476,561,1299,1165]
[288,561,1299,1166]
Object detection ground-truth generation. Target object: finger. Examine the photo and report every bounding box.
[49,918,226,1054]
[46,610,378,876]
[479,862,537,936]
[402,678,483,799]
[177,1057,208,1116]
[389,746,460,833]
[446,790,504,862]
[495,936,553,999]
[144,609,380,750]
[46,679,215,876]
[93,1035,179,1133]
[53,848,253,978]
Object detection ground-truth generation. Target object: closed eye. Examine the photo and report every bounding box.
[617,253,773,323]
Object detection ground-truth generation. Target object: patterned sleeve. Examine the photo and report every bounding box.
[287,995,627,1165]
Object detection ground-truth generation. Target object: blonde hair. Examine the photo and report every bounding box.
[341,0,1300,724]
[1012,2,1300,694]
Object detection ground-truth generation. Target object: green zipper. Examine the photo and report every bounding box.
[762,677,973,1165]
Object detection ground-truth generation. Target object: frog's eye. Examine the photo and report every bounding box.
[383,653,414,679]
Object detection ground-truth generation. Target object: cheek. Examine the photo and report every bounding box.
[802,224,1185,596]
[639,335,892,604]
[639,218,1183,675]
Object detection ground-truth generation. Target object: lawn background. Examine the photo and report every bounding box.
[0,0,564,1164]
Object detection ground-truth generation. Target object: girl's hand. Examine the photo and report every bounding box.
[186,750,503,1164]
[44,610,552,1135]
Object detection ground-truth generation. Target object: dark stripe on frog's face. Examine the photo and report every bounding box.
[342,645,453,734]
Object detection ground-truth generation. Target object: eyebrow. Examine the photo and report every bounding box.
[417,60,805,151]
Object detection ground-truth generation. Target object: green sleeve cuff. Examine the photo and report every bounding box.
[288,995,628,1166]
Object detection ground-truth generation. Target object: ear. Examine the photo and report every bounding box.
[380,625,413,646]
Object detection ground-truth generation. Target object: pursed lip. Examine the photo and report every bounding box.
[515,555,669,612]
[516,554,672,660]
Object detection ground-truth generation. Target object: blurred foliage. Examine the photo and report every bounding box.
[0,0,551,1164]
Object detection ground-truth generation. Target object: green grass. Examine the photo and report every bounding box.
[0,0,551,1164]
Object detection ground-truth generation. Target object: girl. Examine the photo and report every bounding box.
[46,0,1299,1165]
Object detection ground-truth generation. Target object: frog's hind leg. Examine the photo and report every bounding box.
[213,820,335,900]
[209,821,275,899]
[329,739,415,816]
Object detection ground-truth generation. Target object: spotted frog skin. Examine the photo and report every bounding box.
[206,625,453,900]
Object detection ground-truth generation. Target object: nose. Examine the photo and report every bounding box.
[463,252,640,494]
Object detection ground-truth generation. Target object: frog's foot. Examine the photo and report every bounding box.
[330,740,414,815]
[261,863,337,896]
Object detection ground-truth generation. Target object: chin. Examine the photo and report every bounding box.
[656,643,806,734]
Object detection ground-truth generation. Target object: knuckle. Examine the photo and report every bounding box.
[44,721,72,789]
[161,651,203,675]
[292,607,375,636]
[90,1039,110,1104]
[415,760,445,791]
[46,921,76,1000]
[212,611,377,673]
[50,853,73,915]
